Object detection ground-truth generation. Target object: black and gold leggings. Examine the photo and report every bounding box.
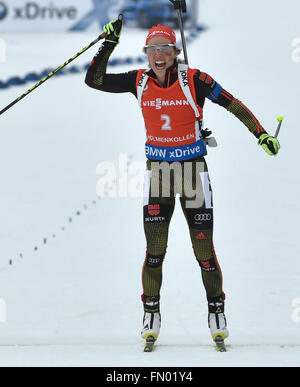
[142,156,224,312]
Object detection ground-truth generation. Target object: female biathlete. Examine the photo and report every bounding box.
[85,18,280,351]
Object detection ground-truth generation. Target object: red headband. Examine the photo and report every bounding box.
[146,24,176,45]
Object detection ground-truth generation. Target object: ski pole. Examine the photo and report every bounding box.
[0,35,104,116]
[0,14,123,117]
[169,0,189,65]
[275,115,284,138]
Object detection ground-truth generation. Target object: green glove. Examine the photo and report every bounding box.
[258,133,280,156]
[103,16,123,45]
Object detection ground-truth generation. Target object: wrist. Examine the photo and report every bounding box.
[256,130,267,139]
[103,40,118,49]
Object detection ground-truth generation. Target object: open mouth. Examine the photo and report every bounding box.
[155,61,166,70]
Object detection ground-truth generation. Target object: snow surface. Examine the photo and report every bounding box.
[0,0,300,367]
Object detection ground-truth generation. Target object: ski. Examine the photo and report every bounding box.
[144,336,156,352]
[214,335,227,352]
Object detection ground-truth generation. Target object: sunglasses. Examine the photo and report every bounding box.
[143,44,176,54]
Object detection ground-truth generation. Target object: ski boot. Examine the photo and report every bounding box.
[208,295,229,352]
[141,295,161,352]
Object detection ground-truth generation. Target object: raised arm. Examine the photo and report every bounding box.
[85,18,138,96]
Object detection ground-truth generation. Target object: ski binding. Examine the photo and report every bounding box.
[144,336,156,352]
[214,335,227,352]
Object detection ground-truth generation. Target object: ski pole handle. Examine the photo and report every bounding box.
[275,116,284,138]
[169,0,187,12]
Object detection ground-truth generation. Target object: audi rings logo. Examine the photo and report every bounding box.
[194,214,211,222]
[0,2,8,21]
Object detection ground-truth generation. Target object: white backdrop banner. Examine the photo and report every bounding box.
[0,0,196,33]
[0,0,124,32]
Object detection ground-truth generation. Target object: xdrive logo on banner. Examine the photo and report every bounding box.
[0,2,77,21]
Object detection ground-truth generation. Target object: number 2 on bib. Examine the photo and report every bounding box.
[161,114,172,131]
